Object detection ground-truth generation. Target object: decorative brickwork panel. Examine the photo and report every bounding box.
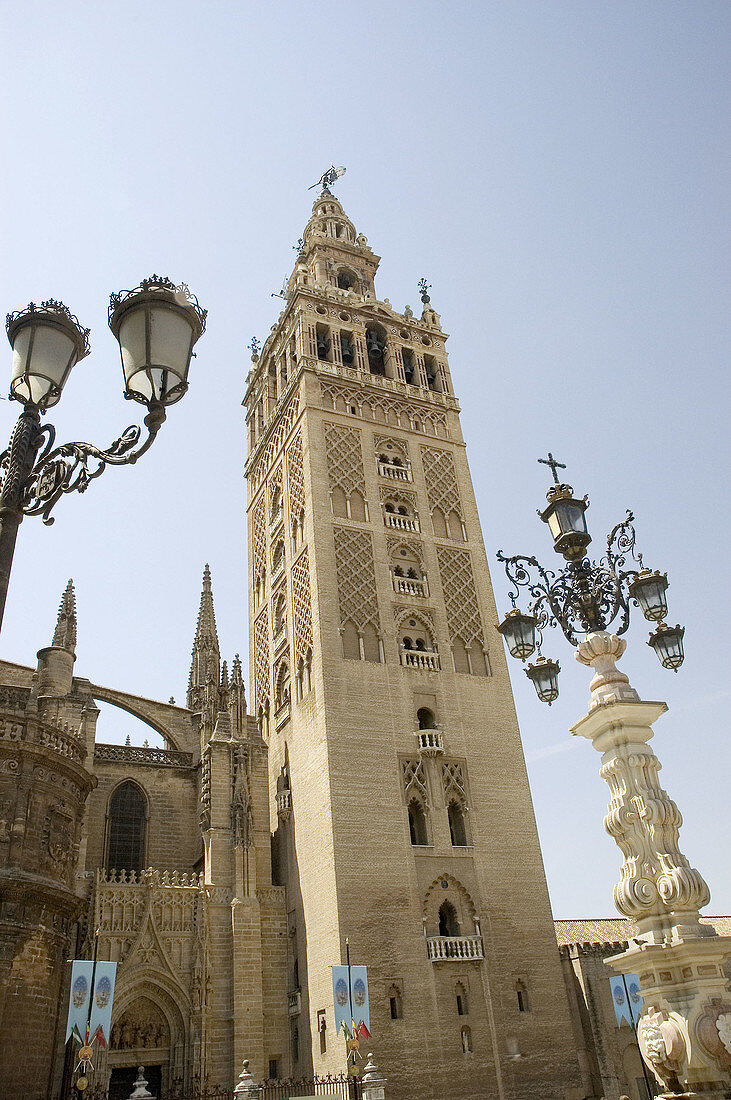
[403,759,429,806]
[252,494,267,578]
[320,381,449,438]
[333,527,379,630]
[421,447,463,521]
[436,546,484,647]
[269,464,283,519]
[442,761,468,805]
[324,423,366,495]
[250,390,301,489]
[291,549,313,661]
[286,430,306,527]
[254,609,269,708]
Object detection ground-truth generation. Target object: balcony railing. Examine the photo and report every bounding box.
[95,743,193,768]
[271,556,285,582]
[378,461,411,481]
[401,649,440,671]
[415,729,444,755]
[270,505,284,529]
[384,512,419,532]
[275,700,291,729]
[427,935,484,962]
[392,575,428,598]
[288,989,302,1017]
[276,789,292,818]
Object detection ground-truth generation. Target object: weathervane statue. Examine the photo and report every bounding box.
[309,165,346,194]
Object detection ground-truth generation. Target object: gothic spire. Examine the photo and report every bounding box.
[52,579,77,654]
[187,564,221,707]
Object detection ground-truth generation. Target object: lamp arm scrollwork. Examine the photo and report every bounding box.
[0,402,166,526]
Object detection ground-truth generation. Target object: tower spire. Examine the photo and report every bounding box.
[52,579,77,654]
[187,564,221,709]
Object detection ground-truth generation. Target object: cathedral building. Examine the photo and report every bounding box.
[0,187,615,1100]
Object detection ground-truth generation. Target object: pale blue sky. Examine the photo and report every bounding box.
[0,1,728,917]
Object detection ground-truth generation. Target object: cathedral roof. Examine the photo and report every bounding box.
[554,915,731,947]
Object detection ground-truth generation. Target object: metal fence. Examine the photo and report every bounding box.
[51,1073,359,1100]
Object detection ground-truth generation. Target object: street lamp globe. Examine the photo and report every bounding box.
[629,569,669,622]
[525,655,560,704]
[648,622,685,671]
[538,483,591,561]
[108,276,207,408]
[6,300,90,411]
[497,608,537,661]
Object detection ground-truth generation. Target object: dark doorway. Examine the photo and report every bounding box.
[109,1064,162,1100]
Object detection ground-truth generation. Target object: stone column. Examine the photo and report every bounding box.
[571,631,731,1096]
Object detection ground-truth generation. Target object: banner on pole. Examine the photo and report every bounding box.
[609,974,643,1027]
[66,961,94,1043]
[89,962,117,1045]
[331,965,370,1034]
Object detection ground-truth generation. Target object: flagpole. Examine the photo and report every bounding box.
[622,973,655,1099]
[86,928,100,1044]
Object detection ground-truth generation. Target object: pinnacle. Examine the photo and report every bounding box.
[52,579,77,654]
[188,565,221,693]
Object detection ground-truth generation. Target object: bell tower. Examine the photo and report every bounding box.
[245,184,582,1100]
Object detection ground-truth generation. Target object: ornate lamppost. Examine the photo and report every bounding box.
[496,455,731,1098]
[0,276,206,632]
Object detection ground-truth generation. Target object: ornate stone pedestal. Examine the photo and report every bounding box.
[571,632,731,1096]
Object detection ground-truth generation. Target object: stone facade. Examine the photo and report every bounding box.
[0,571,288,1100]
[556,916,731,1100]
[244,190,584,1100]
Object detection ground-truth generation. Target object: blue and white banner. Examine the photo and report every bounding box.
[66,961,94,1042]
[331,965,370,1032]
[609,974,643,1027]
[89,962,117,1045]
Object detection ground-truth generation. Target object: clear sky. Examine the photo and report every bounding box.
[0,1,728,919]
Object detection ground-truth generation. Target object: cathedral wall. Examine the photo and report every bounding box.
[84,762,201,873]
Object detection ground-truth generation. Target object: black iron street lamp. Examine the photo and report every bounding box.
[495,453,685,703]
[0,276,207,633]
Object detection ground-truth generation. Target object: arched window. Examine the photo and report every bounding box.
[337,269,356,291]
[340,331,354,365]
[388,985,404,1020]
[316,324,331,362]
[107,781,147,872]
[461,1026,473,1054]
[453,637,470,674]
[402,347,416,385]
[341,619,360,660]
[516,980,530,1013]
[417,707,436,730]
[438,901,460,938]
[448,801,468,847]
[275,663,290,711]
[273,592,286,637]
[407,799,428,846]
[456,982,469,1016]
[272,540,285,577]
[366,325,387,375]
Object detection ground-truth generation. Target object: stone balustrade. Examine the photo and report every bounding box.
[401,649,440,672]
[276,789,292,818]
[288,988,301,1016]
[426,935,484,961]
[378,461,411,481]
[0,714,86,763]
[392,575,428,598]
[94,743,193,768]
[415,729,444,754]
[384,513,419,532]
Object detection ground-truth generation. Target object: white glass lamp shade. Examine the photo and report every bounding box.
[525,655,560,704]
[629,570,669,622]
[6,301,90,410]
[109,278,206,407]
[497,608,537,661]
[648,623,685,671]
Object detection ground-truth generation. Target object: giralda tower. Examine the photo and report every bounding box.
[244,184,581,1100]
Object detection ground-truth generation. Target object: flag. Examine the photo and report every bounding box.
[340,1019,351,1040]
[93,1025,107,1049]
[72,1024,84,1048]
[65,961,94,1043]
[609,976,632,1027]
[88,962,117,1047]
[357,1021,371,1041]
